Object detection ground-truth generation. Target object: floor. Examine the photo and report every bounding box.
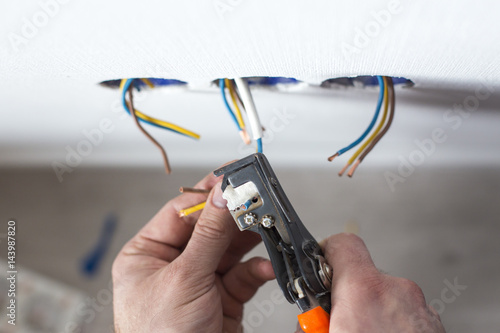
[0,165,499,332]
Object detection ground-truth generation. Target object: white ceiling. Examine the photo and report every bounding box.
[0,1,499,171]
[2,0,500,86]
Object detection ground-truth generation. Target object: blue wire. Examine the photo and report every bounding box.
[336,76,385,156]
[219,79,242,131]
[121,79,191,138]
[257,138,263,153]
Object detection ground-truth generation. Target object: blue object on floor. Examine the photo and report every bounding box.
[81,213,118,277]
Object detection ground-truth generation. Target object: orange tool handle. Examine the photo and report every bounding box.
[297,306,330,333]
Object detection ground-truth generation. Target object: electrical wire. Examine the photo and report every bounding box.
[234,77,264,153]
[328,76,385,161]
[226,79,245,130]
[220,78,252,144]
[339,76,389,176]
[179,187,211,194]
[178,202,206,217]
[227,79,251,144]
[120,79,200,139]
[348,77,395,177]
[140,78,155,89]
[126,84,171,174]
[121,79,198,138]
[233,83,245,113]
[220,79,241,131]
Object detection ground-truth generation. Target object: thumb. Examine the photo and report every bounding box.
[181,181,235,276]
[322,233,378,283]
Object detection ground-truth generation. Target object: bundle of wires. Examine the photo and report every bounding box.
[178,78,264,219]
[120,78,200,174]
[329,76,395,177]
[220,78,264,153]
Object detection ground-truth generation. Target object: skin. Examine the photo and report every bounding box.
[113,171,446,333]
[296,234,446,333]
[112,172,275,333]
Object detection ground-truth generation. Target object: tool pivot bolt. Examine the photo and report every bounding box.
[244,213,257,225]
[261,215,275,228]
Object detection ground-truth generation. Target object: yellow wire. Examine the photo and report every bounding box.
[120,79,200,140]
[140,78,155,89]
[347,76,389,165]
[225,79,245,130]
[134,110,200,139]
[119,78,127,91]
[178,201,206,217]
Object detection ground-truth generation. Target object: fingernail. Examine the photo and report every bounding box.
[212,183,227,208]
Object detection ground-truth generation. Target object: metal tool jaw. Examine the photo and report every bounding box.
[214,153,332,314]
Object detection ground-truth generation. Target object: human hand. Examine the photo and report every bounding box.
[112,171,275,333]
[296,233,445,333]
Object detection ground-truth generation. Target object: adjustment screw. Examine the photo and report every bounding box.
[261,215,275,228]
[244,213,257,225]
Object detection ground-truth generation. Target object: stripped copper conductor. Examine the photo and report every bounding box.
[179,187,211,194]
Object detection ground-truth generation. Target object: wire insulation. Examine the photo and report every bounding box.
[226,79,245,130]
[234,77,264,141]
[126,85,171,174]
[257,138,263,153]
[347,76,389,165]
[348,77,396,177]
[329,76,385,160]
[178,202,206,217]
[120,79,200,139]
[220,79,241,131]
[140,78,155,89]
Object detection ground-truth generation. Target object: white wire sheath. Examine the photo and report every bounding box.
[234,77,263,141]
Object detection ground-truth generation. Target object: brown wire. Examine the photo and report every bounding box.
[358,77,395,163]
[230,79,245,112]
[347,77,395,177]
[126,84,171,174]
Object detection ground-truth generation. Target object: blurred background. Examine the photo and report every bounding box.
[1,0,500,332]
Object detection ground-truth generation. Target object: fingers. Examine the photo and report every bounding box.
[222,257,275,304]
[216,228,262,275]
[141,172,221,248]
[322,233,379,284]
[137,160,236,253]
[180,182,237,276]
[114,172,220,281]
[121,172,220,262]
